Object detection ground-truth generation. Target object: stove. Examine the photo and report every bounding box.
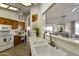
[0,25,14,52]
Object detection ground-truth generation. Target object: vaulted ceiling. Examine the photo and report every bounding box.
[46,3,79,24]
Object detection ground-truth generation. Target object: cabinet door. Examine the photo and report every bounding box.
[12,20,18,29]
[4,19,12,25]
[23,22,25,30]
[0,18,12,25]
[18,22,21,27]
[14,35,21,46]
[21,22,25,30]
[0,18,5,24]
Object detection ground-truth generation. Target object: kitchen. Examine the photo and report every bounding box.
[0,3,67,56]
[0,3,79,56]
[0,1,78,59]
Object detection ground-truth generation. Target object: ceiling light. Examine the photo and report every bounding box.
[72,7,77,12]
[0,3,9,8]
[21,3,32,6]
[8,7,19,11]
[72,6,79,12]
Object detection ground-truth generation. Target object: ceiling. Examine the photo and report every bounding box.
[4,3,31,14]
[46,3,79,24]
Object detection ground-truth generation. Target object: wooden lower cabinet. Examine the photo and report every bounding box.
[14,35,21,46]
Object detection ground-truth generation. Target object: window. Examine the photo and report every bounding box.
[75,23,79,35]
[45,26,53,33]
[44,25,53,35]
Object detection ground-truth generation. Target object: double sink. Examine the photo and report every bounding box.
[29,38,67,56]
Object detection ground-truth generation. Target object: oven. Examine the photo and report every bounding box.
[0,25,14,52]
[4,35,14,44]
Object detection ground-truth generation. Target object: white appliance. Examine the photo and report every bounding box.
[0,24,14,52]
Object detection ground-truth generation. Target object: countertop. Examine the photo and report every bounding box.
[52,35,79,46]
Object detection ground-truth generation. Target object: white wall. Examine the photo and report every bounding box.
[30,4,53,36]
[30,4,42,35]
[31,5,40,26]
[0,8,20,21]
[65,22,71,33]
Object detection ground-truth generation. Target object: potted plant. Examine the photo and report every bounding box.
[33,26,40,37]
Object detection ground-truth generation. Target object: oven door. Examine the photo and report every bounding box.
[4,36,13,44]
[0,37,6,46]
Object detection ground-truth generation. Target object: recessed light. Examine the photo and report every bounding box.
[0,3,9,8]
[8,7,19,11]
[21,3,32,6]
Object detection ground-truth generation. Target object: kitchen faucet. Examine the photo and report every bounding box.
[43,31,47,39]
[49,31,55,47]
[43,31,55,47]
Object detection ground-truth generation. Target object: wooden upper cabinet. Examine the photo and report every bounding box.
[0,18,6,24]
[12,20,18,29]
[0,17,12,25]
[4,19,12,25]
[18,22,21,26]
[23,22,25,30]
[0,17,25,29]
[21,22,25,30]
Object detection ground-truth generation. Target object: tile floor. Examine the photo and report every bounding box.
[0,42,31,56]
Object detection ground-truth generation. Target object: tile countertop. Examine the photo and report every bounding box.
[13,32,26,36]
[51,35,79,55]
[52,35,79,45]
[45,34,79,46]
[29,36,67,56]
